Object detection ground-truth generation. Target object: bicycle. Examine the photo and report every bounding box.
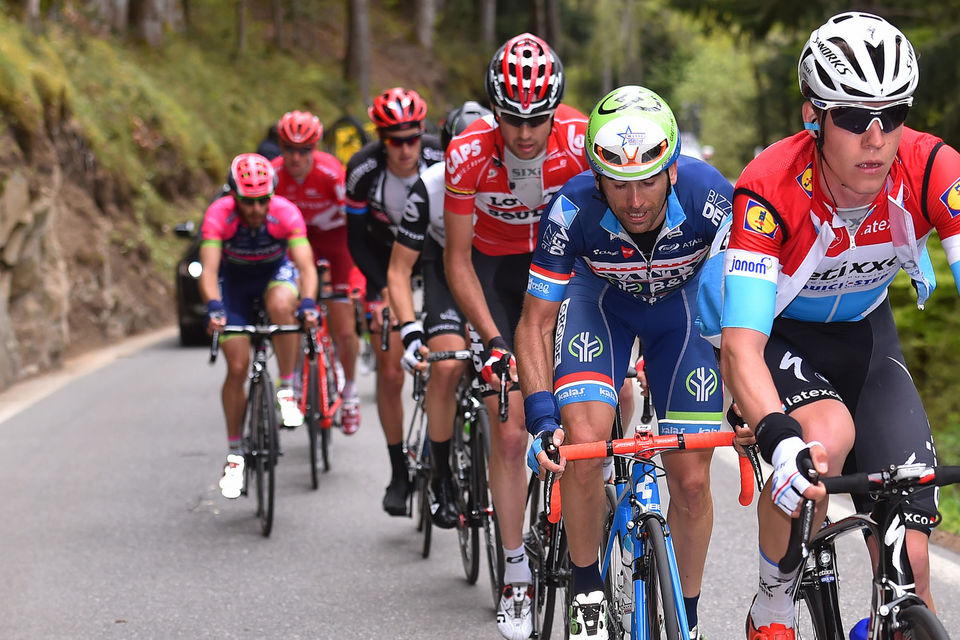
[554,428,755,639]
[402,358,433,558]
[782,461,960,639]
[210,312,302,537]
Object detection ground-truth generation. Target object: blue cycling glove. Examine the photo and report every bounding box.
[206,299,226,325]
[297,297,317,317]
[524,390,561,436]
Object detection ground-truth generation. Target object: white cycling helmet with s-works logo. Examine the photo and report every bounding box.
[798,11,918,103]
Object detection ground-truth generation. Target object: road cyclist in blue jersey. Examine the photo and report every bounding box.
[516,85,734,640]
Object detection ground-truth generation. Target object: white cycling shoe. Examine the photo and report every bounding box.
[276,388,304,428]
[496,583,533,640]
[219,453,245,499]
[569,590,608,639]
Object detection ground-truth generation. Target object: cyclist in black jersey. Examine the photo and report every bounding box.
[387,101,493,529]
[345,87,444,516]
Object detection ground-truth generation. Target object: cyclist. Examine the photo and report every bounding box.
[272,110,365,435]
[442,33,589,640]
[386,101,493,529]
[345,87,444,515]
[697,12,960,639]
[518,85,733,640]
[199,153,319,499]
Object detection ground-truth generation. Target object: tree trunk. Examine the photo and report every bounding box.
[272,0,283,48]
[129,0,164,47]
[236,0,247,57]
[478,0,495,49]
[344,0,371,104]
[414,0,435,51]
[545,0,560,54]
[24,0,40,32]
[530,0,546,38]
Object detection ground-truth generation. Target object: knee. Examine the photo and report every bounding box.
[429,361,463,395]
[568,457,604,488]
[377,363,405,392]
[494,422,528,465]
[665,464,711,507]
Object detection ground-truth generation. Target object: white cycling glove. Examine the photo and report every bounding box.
[770,436,821,515]
[400,321,425,373]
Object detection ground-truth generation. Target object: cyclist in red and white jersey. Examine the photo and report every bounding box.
[442,33,587,640]
[272,110,365,435]
[346,87,444,516]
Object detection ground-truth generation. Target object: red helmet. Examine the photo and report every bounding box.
[368,87,428,131]
[229,153,276,198]
[486,33,564,116]
[277,110,323,146]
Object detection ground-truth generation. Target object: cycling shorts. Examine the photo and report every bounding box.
[220,258,298,326]
[764,298,939,532]
[554,272,722,435]
[308,225,366,298]
[422,236,466,341]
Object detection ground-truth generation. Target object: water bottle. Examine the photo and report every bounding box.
[849,617,869,640]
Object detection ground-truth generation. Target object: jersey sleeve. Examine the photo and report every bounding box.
[200,197,232,247]
[720,188,783,336]
[527,192,581,301]
[396,176,429,252]
[924,142,960,292]
[270,197,309,248]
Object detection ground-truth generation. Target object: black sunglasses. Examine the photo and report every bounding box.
[811,97,912,135]
[496,110,553,129]
[282,144,314,155]
[383,133,422,148]
[236,194,271,206]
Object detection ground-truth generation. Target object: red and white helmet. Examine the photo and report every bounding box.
[368,87,428,130]
[486,33,564,116]
[277,110,323,146]
[229,153,276,198]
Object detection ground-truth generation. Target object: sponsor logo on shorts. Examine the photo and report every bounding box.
[685,367,718,402]
[556,385,587,403]
[568,332,604,363]
[554,299,569,368]
[782,387,841,409]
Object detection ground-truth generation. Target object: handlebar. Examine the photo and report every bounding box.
[543,430,756,523]
[208,322,304,364]
[380,307,390,351]
[495,353,511,422]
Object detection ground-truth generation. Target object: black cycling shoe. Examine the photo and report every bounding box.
[382,476,412,516]
[430,477,460,529]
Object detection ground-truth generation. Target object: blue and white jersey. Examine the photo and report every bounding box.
[527,155,733,304]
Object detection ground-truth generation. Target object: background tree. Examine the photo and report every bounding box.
[345,0,371,103]
[415,0,436,51]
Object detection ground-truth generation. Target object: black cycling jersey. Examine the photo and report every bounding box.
[345,136,443,297]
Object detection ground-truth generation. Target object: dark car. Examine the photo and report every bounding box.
[174,219,207,346]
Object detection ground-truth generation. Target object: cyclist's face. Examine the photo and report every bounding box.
[599,165,676,235]
[805,101,903,208]
[280,144,315,180]
[234,195,271,228]
[381,126,423,177]
[497,111,553,160]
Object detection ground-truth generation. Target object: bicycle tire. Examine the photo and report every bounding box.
[603,505,631,639]
[418,472,432,558]
[453,398,480,583]
[321,339,338,472]
[540,521,572,640]
[473,406,503,608]
[256,376,277,537]
[305,354,320,489]
[897,605,951,640]
[792,563,838,640]
[642,517,683,640]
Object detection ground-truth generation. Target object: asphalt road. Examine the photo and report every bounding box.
[1,329,959,639]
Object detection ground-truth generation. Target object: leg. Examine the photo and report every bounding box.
[327,299,360,386]
[264,282,300,378]
[485,389,529,551]
[220,335,251,441]
[425,333,468,529]
[661,449,714,599]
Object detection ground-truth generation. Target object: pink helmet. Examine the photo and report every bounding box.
[277,110,323,146]
[229,153,276,198]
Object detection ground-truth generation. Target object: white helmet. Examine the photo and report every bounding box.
[798,12,918,103]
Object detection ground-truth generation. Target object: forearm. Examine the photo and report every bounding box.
[346,214,387,292]
[386,262,417,325]
[516,311,557,398]
[719,328,783,427]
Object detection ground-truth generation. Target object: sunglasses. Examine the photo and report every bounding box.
[236,194,271,206]
[496,110,553,129]
[282,145,314,155]
[382,133,422,148]
[811,97,913,134]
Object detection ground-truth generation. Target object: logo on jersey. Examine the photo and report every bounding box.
[548,195,579,228]
[940,178,960,217]
[743,199,778,238]
[826,224,849,257]
[702,189,731,226]
[796,164,814,198]
[685,367,718,402]
[568,332,604,363]
[621,245,636,259]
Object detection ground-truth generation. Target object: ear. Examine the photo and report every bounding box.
[801,101,820,139]
[804,119,820,138]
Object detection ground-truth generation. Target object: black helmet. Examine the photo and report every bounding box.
[441,101,493,149]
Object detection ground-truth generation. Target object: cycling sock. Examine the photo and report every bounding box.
[342,380,356,400]
[387,443,406,480]
[683,593,700,631]
[278,374,294,389]
[430,438,452,482]
[751,546,799,627]
[502,544,531,585]
[227,436,242,454]
[571,560,603,596]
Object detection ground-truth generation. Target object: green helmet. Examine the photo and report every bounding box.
[586,85,681,181]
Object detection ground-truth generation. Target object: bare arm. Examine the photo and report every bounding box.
[719,326,783,429]
[198,244,222,305]
[288,242,318,302]
[443,209,499,344]
[386,243,421,326]
[515,293,562,398]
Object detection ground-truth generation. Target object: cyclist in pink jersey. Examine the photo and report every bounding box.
[200,153,319,499]
[273,110,365,435]
[442,33,588,640]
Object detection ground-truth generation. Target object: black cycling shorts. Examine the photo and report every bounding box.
[764,298,940,533]
[422,236,466,341]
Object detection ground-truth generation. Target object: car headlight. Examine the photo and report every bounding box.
[179,260,203,279]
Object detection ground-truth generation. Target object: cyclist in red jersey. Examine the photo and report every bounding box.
[199,153,319,499]
[273,110,365,435]
[442,33,587,640]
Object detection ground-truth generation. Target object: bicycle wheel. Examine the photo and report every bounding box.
[304,353,320,489]
[603,505,632,639]
[418,471,433,558]
[641,517,683,640]
[792,564,837,640]
[540,521,572,640]
[255,376,277,537]
[473,406,504,608]
[452,398,480,583]
[320,339,339,471]
[896,604,951,640]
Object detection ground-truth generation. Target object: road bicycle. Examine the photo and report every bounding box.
[782,461,960,639]
[556,428,755,639]
[210,312,302,537]
[403,358,434,558]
